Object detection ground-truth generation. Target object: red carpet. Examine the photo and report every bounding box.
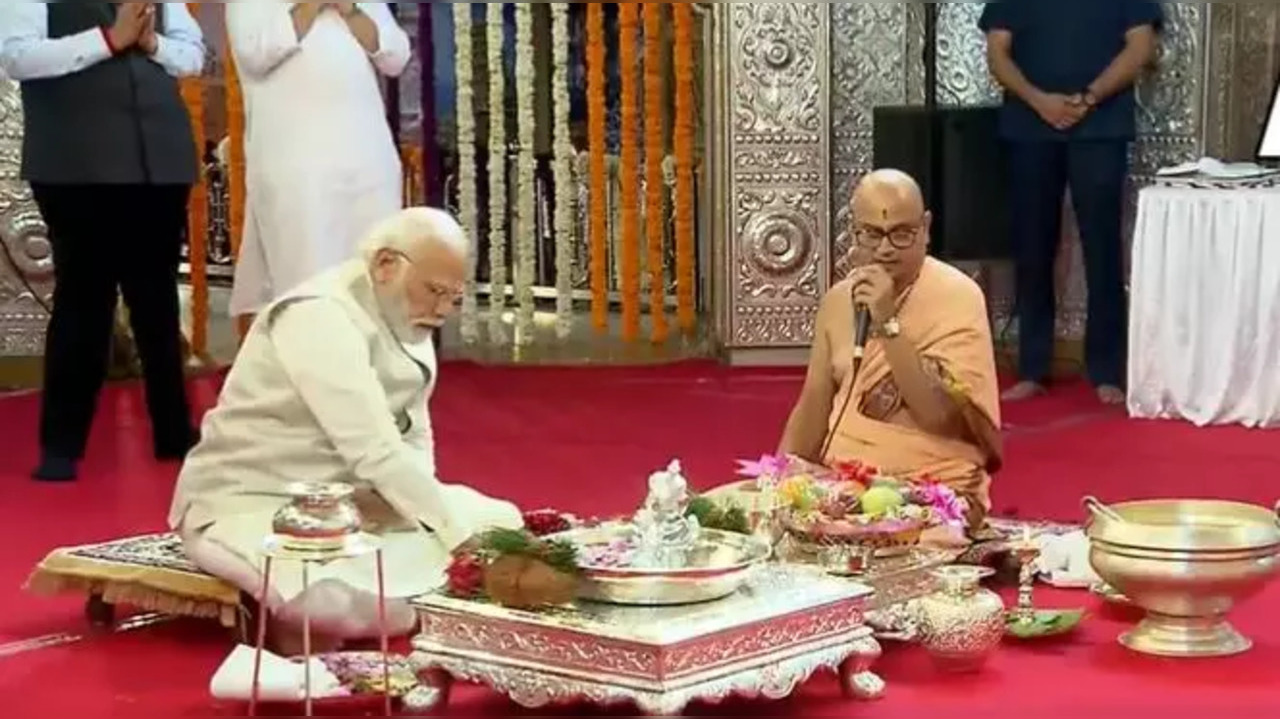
[1,361,1278,716]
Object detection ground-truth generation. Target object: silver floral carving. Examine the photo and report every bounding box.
[721,3,830,348]
[733,4,823,135]
[0,75,51,358]
[409,565,884,714]
[413,641,878,715]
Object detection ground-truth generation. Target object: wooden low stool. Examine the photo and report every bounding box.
[25,532,242,633]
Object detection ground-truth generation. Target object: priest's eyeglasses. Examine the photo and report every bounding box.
[851,222,923,250]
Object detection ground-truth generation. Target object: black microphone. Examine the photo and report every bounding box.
[853,304,872,360]
[820,296,872,462]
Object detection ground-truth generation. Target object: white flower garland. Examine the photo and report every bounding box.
[551,3,575,339]
[486,6,507,343]
[513,2,537,342]
[454,4,480,344]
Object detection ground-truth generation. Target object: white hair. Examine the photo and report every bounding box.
[359,207,469,262]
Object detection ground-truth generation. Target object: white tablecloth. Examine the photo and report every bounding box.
[1127,186,1280,428]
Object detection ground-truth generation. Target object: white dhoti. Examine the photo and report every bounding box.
[182,485,522,639]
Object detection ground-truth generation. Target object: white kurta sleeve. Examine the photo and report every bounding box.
[268,299,470,550]
[0,1,113,81]
[356,2,411,77]
[149,3,206,77]
[225,2,303,80]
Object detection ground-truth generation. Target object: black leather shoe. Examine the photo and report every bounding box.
[32,455,78,482]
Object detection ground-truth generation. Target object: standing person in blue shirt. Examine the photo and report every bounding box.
[979,1,1162,405]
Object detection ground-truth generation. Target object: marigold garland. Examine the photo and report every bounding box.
[673,2,698,333]
[180,3,207,359]
[617,3,642,342]
[586,4,608,332]
[224,29,246,263]
[643,3,668,344]
[400,145,422,205]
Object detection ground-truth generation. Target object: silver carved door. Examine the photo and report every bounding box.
[711,3,1269,360]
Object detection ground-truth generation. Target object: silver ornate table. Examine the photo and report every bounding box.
[407,565,885,715]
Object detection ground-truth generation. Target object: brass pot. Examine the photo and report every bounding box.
[1085,497,1280,657]
[271,482,363,551]
[916,565,1005,672]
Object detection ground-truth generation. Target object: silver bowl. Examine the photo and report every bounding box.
[548,523,772,606]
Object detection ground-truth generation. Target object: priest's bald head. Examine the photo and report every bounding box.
[363,207,468,342]
[847,169,931,288]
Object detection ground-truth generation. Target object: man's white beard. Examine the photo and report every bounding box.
[375,275,433,345]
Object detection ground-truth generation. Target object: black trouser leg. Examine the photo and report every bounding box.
[32,185,120,462]
[117,184,194,456]
[1067,140,1129,388]
[1007,141,1068,384]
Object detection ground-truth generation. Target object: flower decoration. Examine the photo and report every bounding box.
[833,460,879,486]
[444,553,484,598]
[522,509,573,537]
[909,477,969,528]
[734,454,791,484]
[779,474,821,513]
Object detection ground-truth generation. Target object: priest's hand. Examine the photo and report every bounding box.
[848,263,897,324]
[107,2,151,51]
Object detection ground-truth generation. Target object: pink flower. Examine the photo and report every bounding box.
[735,454,791,482]
[911,480,967,528]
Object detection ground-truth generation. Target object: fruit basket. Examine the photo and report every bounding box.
[773,460,966,559]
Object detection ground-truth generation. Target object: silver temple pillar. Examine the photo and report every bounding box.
[708,3,1280,365]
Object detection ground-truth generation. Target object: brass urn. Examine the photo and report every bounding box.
[271,482,363,551]
[916,566,1006,672]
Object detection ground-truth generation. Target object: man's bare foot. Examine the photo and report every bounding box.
[1096,384,1125,406]
[1001,381,1047,402]
[268,621,345,657]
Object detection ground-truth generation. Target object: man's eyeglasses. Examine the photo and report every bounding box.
[850,222,923,250]
[389,250,464,302]
[425,280,464,303]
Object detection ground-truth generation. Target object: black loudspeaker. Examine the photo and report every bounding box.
[871,105,1011,261]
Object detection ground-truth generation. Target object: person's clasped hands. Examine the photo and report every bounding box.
[105,3,158,55]
[1032,91,1094,132]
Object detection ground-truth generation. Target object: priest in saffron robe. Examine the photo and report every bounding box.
[225,1,411,321]
[778,170,1003,543]
[170,208,522,652]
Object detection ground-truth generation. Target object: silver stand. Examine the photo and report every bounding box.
[247,533,392,716]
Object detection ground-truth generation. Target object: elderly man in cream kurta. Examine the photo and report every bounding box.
[170,208,521,648]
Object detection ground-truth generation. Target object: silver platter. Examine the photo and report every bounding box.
[547,524,772,606]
